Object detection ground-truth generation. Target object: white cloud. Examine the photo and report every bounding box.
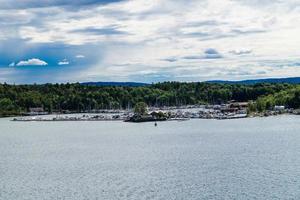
[2,0,300,82]
[58,59,69,65]
[76,55,85,58]
[8,62,15,67]
[229,49,252,55]
[16,58,48,66]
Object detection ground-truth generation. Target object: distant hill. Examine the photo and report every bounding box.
[206,77,300,84]
[81,82,149,87]
[81,78,300,86]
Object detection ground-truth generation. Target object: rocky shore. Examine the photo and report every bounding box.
[11,105,247,122]
[11,104,300,122]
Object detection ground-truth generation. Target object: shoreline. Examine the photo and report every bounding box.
[8,112,298,122]
[4,105,299,122]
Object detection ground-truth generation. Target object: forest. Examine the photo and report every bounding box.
[0,82,299,117]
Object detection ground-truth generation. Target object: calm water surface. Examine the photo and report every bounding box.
[1,115,300,199]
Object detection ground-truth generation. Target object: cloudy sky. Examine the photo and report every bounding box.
[1,0,300,83]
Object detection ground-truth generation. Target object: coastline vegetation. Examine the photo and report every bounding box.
[0,82,299,117]
[247,86,300,113]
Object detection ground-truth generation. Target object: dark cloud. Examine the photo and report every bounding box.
[257,70,267,75]
[203,48,223,59]
[161,57,178,62]
[204,48,218,55]
[182,32,210,38]
[71,27,129,36]
[182,48,223,60]
[231,28,266,35]
[185,20,222,27]
[225,71,252,76]
[182,56,203,60]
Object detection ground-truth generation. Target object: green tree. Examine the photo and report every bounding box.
[0,98,15,111]
[247,101,257,113]
[134,102,148,115]
[256,98,266,112]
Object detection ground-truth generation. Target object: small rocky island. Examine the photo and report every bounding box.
[125,102,167,122]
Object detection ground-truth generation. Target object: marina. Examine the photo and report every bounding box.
[11,104,250,122]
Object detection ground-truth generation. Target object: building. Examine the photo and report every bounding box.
[274,105,285,111]
[229,102,249,109]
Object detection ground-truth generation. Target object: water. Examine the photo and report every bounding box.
[1,115,300,199]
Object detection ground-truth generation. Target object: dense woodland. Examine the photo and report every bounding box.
[0,82,299,116]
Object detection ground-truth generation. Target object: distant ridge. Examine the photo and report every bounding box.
[206,77,300,84]
[78,77,300,86]
[81,81,149,87]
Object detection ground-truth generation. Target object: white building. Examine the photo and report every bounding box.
[274,105,285,111]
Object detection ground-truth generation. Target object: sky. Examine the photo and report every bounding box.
[1,0,300,84]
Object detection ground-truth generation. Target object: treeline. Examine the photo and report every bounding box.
[248,85,300,112]
[0,82,297,116]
